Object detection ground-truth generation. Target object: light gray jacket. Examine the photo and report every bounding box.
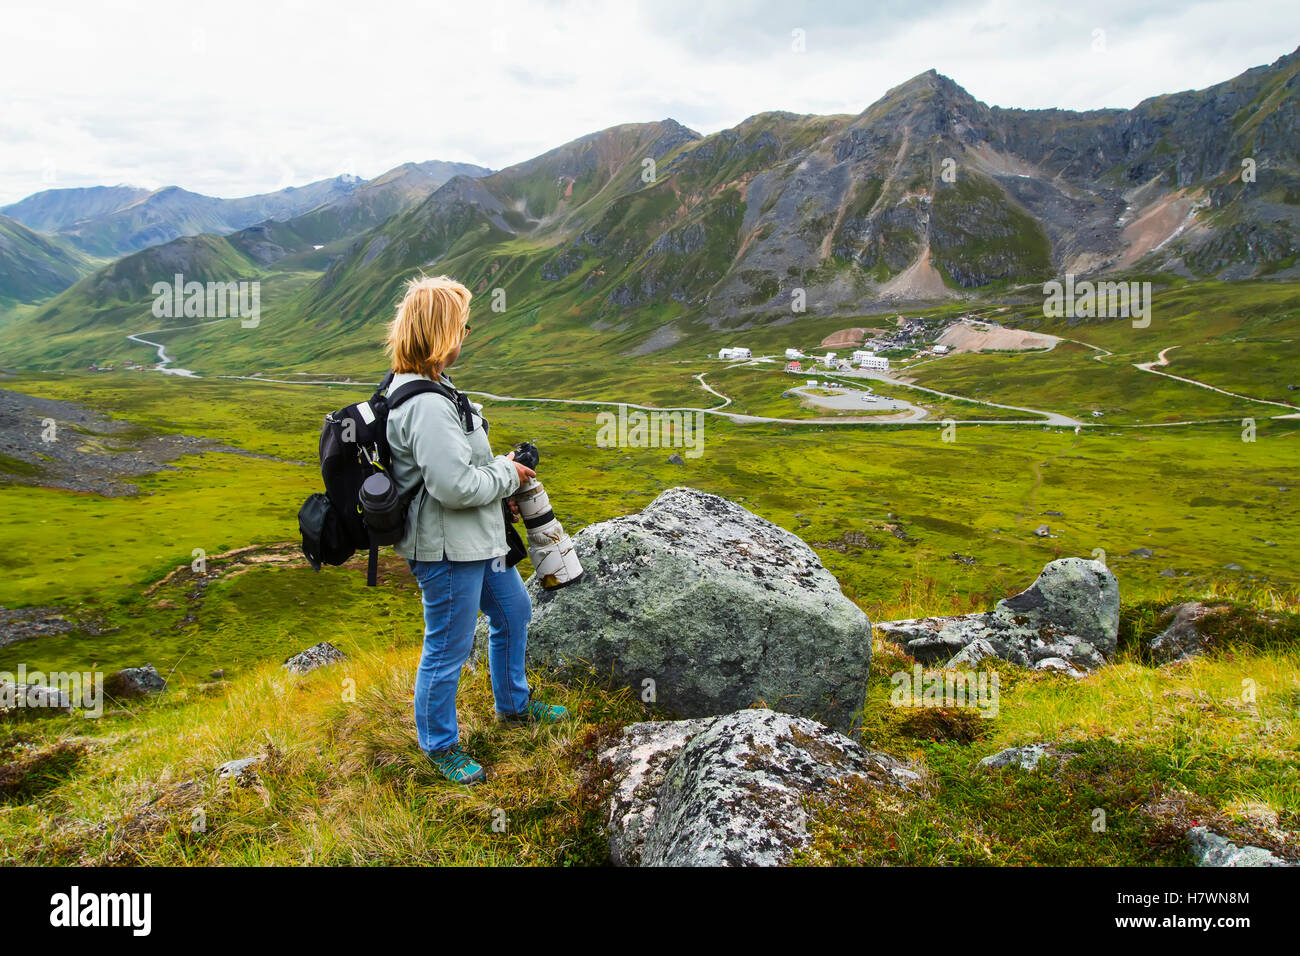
[385,372,519,562]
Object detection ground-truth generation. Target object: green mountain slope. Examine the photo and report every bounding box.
[0,214,98,308]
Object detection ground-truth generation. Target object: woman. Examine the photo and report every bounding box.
[385,274,567,785]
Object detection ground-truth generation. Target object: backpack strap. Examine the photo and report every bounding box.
[387,378,474,432]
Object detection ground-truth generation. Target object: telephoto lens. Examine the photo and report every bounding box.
[509,441,583,589]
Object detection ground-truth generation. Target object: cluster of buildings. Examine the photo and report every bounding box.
[782,349,889,373]
[717,343,894,373]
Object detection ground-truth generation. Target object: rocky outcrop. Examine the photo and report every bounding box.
[600,708,920,866]
[485,487,872,732]
[875,558,1118,675]
[1187,827,1293,867]
[103,664,166,699]
[282,641,347,675]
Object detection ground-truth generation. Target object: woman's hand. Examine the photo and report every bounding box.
[506,451,536,487]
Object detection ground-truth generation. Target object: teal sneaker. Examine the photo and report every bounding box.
[426,745,486,785]
[496,699,570,725]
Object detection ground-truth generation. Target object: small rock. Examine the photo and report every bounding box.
[1129,547,1154,558]
[1187,826,1292,867]
[1159,568,1176,578]
[1224,563,1242,571]
[217,755,265,783]
[666,453,685,465]
[103,664,167,699]
[282,641,348,675]
[1034,657,1084,677]
[1148,602,1228,664]
[980,743,1072,771]
[0,680,75,712]
[209,669,225,679]
[945,637,998,667]
[1034,524,1051,537]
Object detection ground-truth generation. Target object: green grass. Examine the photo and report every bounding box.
[2,370,1298,678]
[799,612,1300,865]
[909,341,1277,423]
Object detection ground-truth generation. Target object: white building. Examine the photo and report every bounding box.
[850,349,890,371]
[718,347,752,360]
[784,348,802,360]
[824,352,836,365]
[933,344,950,355]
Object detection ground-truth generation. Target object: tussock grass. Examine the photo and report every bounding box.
[0,643,645,866]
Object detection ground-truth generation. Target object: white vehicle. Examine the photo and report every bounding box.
[863,394,877,403]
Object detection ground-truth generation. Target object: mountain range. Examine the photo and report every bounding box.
[1,46,1296,369]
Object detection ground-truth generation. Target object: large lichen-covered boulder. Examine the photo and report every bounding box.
[875,558,1119,674]
[487,487,872,732]
[600,708,920,866]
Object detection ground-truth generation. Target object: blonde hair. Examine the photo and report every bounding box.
[385,274,472,378]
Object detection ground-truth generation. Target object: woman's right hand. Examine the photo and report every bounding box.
[506,451,535,486]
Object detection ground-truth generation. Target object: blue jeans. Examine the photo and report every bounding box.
[407,557,532,753]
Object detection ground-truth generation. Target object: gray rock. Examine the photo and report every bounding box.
[103,664,166,699]
[1129,547,1154,558]
[0,680,75,712]
[944,637,998,668]
[1149,602,1226,664]
[486,487,872,732]
[1034,524,1051,537]
[602,708,919,867]
[601,716,715,866]
[282,641,348,675]
[876,558,1119,674]
[1187,826,1292,867]
[666,453,685,465]
[217,755,265,783]
[980,743,1073,771]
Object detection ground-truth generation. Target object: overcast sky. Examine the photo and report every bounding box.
[1,0,1297,205]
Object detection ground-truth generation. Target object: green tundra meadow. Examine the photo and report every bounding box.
[2,277,1299,865]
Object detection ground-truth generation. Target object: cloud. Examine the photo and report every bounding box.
[0,0,1296,205]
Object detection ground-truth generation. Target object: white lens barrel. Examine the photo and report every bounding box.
[511,478,583,589]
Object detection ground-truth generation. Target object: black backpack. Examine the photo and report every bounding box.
[298,370,472,586]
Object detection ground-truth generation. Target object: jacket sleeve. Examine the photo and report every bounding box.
[403,394,519,509]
